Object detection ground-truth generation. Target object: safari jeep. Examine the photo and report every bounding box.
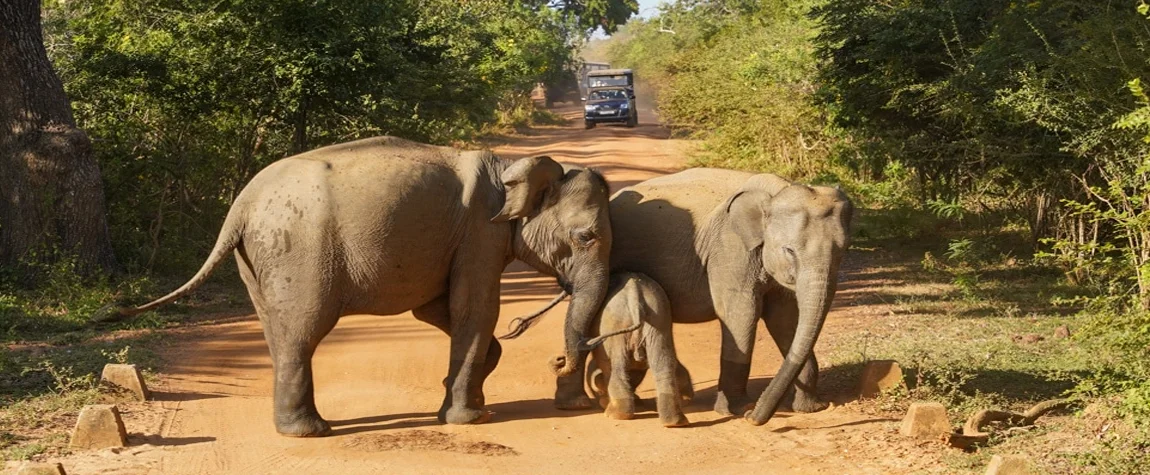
[583,69,637,129]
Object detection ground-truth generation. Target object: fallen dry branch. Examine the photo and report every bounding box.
[942,399,1071,450]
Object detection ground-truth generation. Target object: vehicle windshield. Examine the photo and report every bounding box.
[588,89,627,101]
[589,75,630,87]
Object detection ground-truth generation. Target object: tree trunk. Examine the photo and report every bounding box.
[0,0,117,274]
[290,96,308,155]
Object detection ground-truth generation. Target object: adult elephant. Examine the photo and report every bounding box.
[121,136,612,437]
[518,168,852,426]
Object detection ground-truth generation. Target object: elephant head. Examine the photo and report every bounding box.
[727,175,853,425]
[492,156,612,378]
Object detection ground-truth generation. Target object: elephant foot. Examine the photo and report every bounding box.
[604,398,636,420]
[713,391,752,417]
[441,406,492,425]
[442,377,486,409]
[657,393,690,428]
[275,411,332,438]
[661,414,690,428]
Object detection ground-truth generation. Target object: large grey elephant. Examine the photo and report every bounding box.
[516,168,852,426]
[122,136,612,437]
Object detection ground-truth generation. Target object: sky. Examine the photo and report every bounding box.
[590,0,665,39]
[637,0,667,18]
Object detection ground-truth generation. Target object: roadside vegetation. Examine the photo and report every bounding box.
[609,0,1150,472]
[1,0,637,464]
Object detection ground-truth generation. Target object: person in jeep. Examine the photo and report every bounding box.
[583,87,637,129]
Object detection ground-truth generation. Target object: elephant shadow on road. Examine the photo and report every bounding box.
[329,412,443,436]
[674,362,869,418]
[327,398,606,437]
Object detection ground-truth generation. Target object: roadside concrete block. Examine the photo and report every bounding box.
[69,404,128,449]
[858,360,905,398]
[985,455,1032,475]
[15,462,66,475]
[100,364,150,401]
[899,402,951,439]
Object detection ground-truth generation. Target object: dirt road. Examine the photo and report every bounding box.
[57,104,929,474]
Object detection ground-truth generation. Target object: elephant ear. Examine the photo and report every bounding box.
[726,174,792,250]
[726,189,769,251]
[745,173,791,196]
[492,155,564,222]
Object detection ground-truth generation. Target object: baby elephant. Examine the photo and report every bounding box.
[578,272,693,427]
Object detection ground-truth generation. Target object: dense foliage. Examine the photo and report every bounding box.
[610,0,830,178]
[35,0,634,276]
[616,0,1150,301]
[611,0,1150,464]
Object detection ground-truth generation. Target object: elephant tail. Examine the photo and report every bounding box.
[103,205,247,322]
[497,290,569,339]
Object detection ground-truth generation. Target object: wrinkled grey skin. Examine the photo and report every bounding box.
[571,272,692,427]
[554,168,852,426]
[124,136,612,437]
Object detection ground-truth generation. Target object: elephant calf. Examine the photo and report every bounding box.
[574,272,692,427]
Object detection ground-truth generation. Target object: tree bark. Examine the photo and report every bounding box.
[290,96,308,155]
[0,0,117,274]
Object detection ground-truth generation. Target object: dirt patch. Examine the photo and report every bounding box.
[340,430,518,457]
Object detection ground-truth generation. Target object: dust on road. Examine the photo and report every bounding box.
[50,104,931,475]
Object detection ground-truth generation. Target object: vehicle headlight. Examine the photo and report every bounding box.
[584,105,595,111]
[620,102,629,109]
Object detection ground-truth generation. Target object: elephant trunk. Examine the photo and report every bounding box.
[550,267,608,377]
[747,268,835,425]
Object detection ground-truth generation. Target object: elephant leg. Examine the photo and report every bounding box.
[646,322,689,427]
[714,302,759,417]
[555,360,595,410]
[627,367,649,390]
[764,287,826,413]
[238,245,338,437]
[439,257,502,425]
[626,367,652,409]
[603,339,638,420]
[676,362,695,405]
[415,296,501,408]
[258,306,340,437]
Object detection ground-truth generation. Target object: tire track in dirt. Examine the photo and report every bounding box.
[51,102,927,474]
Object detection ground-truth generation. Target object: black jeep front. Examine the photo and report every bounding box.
[583,87,637,129]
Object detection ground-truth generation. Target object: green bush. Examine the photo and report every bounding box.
[42,0,587,277]
[609,0,835,181]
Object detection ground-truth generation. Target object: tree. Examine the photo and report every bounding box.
[549,0,638,34]
[0,0,116,275]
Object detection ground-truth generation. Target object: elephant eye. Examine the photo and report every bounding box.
[571,228,597,247]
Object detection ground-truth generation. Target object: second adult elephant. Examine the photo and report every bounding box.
[121,136,613,436]
[525,168,852,426]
